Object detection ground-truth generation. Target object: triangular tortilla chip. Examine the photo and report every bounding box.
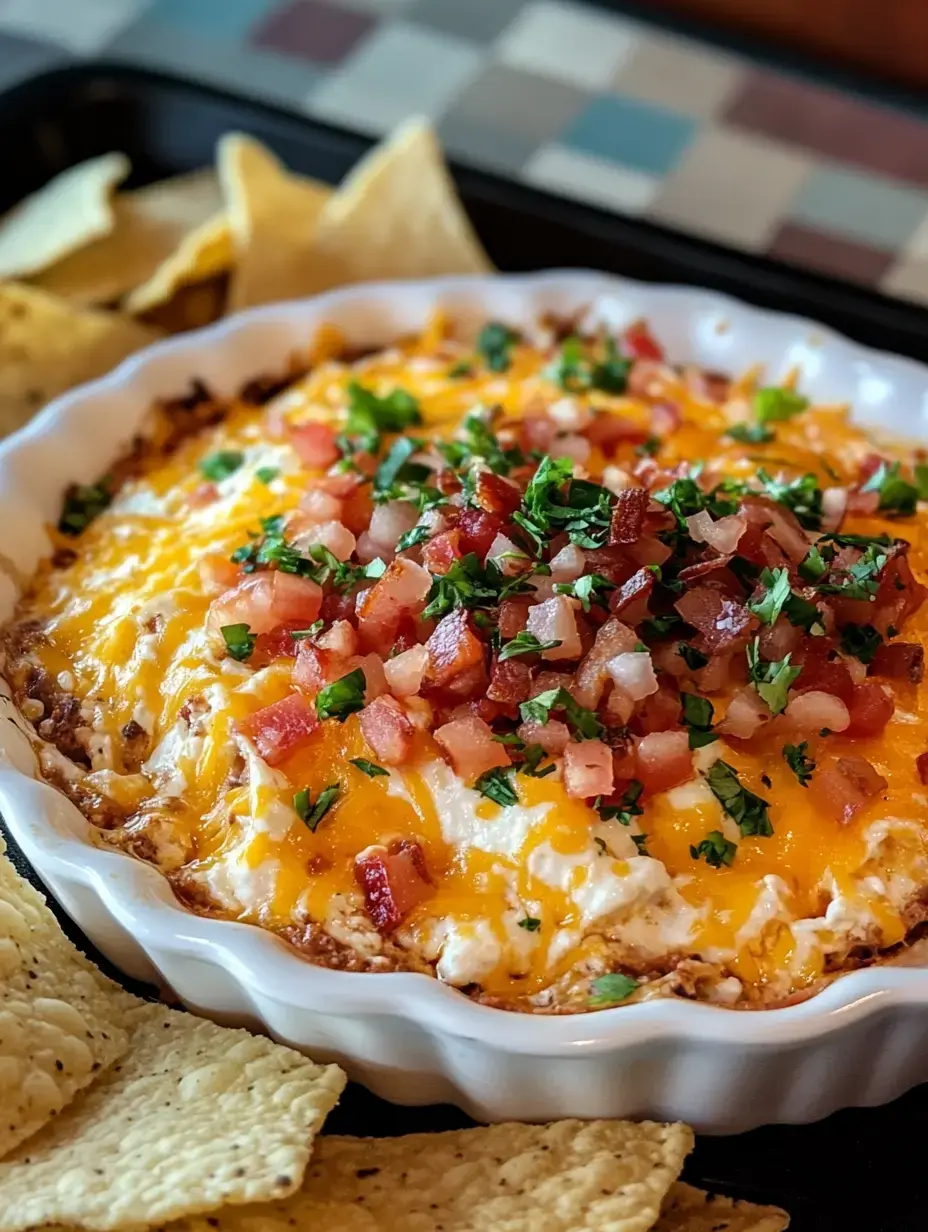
[30,170,223,307]
[219,132,331,312]
[304,117,493,294]
[0,284,159,438]
[0,153,129,279]
[654,1182,790,1231]
[123,209,233,316]
[148,1119,694,1232]
[0,844,128,1161]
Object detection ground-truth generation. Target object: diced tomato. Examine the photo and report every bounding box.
[425,610,485,686]
[433,715,509,781]
[563,740,614,800]
[609,487,648,545]
[811,756,887,825]
[791,651,854,705]
[844,680,894,738]
[210,572,322,637]
[473,470,522,516]
[636,730,692,793]
[199,552,241,596]
[293,642,338,693]
[355,841,433,932]
[869,641,924,684]
[252,626,303,664]
[630,681,682,735]
[288,421,340,468]
[238,694,319,765]
[187,481,218,507]
[517,718,570,755]
[650,401,681,437]
[623,320,664,361]
[456,508,504,559]
[358,695,415,765]
[422,530,461,575]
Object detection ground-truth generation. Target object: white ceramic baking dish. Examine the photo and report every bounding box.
[3,270,928,1135]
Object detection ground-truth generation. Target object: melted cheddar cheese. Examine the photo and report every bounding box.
[7,309,928,1012]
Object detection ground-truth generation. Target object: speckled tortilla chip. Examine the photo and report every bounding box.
[0,999,345,1231]
[147,1118,694,1232]
[654,1182,789,1231]
[0,154,129,279]
[302,118,492,295]
[30,170,223,307]
[124,210,233,316]
[0,283,158,438]
[0,844,128,1160]
[219,132,330,312]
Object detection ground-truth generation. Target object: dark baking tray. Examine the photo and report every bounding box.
[1,62,926,1232]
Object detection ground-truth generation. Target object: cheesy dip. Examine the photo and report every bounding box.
[6,312,928,1014]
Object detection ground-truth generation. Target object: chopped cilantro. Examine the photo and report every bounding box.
[748,566,792,625]
[756,470,822,530]
[597,780,644,825]
[840,623,883,664]
[589,972,638,1007]
[690,830,737,868]
[304,543,387,593]
[518,917,541,932]
[475,766,518,807]
[746,639,801,715]
[705,760,773,838]
[816,542,888,601]
[315,668,366,722]
[677,642,709,671]
[345,381,422,442]
[798,545,831,582]
[435,410,526,477]
[861,460,918,517]
[476,321,519,372]
[783,741,815,786]
[643,613,684,638]
[58,477,112,535]
[554,572,615,612]
[514,455,614,553]
[422,553,512,620]
[546,335,631,394]
[637,435,661,457]
[519,687,603,740]
[726,422,775,445]
[448,359,473,379]
[293,784,339,832]
[519,743,557,778]
[630,832,650,856]
[199,449,244,481]
[754,387,809,425]
[291,620,324,640]
[220,623,256,661]
[498,631,561,661]
[349,758,389,778]
[396,524,430,552]
[373,435,429,491]
[680,692,717,749]
[255,465,279,485]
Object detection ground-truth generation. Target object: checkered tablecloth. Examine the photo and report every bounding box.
[4,0,928,304]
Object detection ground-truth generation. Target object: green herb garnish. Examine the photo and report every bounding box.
[498,631,561,661]
[220,623,256,661]
[705,760,773,838]
[315,668,366,722]
[475,766,518,807]
[690,830,737,868]
[476,321,519,372]
[589,973,638,1007]
[680,692,716,749]
[58,478,112,535]
[349,758,389,778]
[199,449,245,481]
[840,623,883,664]
[747,639,801,716]
[754,387,809,425]
[293,784,339,831]
[783,742,815,786]
[519,687,603,740]
[518,917,541,932]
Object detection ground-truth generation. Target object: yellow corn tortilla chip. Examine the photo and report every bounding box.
[654,1182,789,1231]
[0,999,346,1231]
[0,153,129,279]
[0,283,159,438]
[218,132,331,312]
[30,169,223,307]
[0,845,128,1160]
[139,274,229,335]
[124,209,233,316]
[303,117,493,295]
[150,1118,694,1232]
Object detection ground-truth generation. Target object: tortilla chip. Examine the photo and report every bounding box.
[0,283,158,438]
[0,1000,345,1231]
[0,153,129,279]
[151,1118,693,1232]
[304,117,492,295]
[0,846,128,1160]
[30,170,223,307]
[218,133,331,312]
[140,274,229,335]
[123,208,232,316]
[654,1182,789,1231]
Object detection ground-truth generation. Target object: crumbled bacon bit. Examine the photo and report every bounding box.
[238,694,319,766]
[623,320,664,361]
[425,610,485,686]
[456,508,505,558]
[916,752,928,785]
[674,586,754,654]
[609,487,648,545]
[487,657,533,706]
[498,597,532,639]
[422,530,461,575]
[357,557,431,655]
[870,642,924,684]
[433,715,509,781]
[844,680,894,738]
[355,840,432,931]
[359,695,415,765]
[473,470,522,516]
[210,572,322,637]
[608,568,655,623]
[812,756,887,825]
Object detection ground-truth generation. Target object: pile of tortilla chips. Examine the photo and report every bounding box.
[0,118,494,440]
[0,832,788,1230]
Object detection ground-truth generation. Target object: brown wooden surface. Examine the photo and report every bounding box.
[644,0,928,92]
